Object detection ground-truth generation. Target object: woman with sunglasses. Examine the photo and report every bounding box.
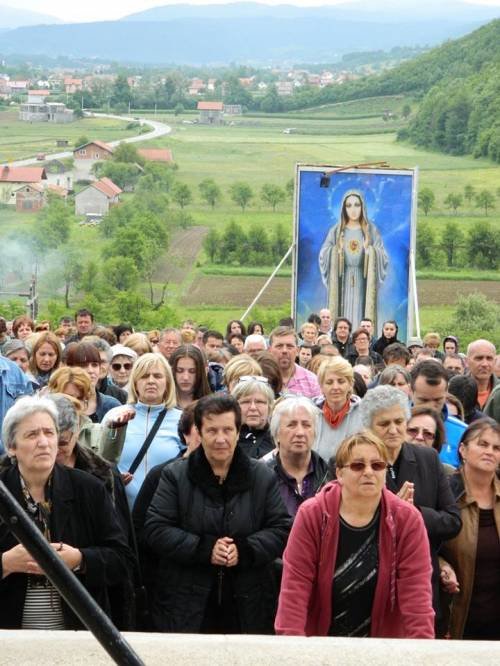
[359,386,461,627]
[109,345,137,393]
[439,418,500,640]
[276,430,435,637]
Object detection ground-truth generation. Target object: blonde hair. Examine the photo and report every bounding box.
[336,430,388,468]
[223,354,262,389]
[317,356,354,388]
[128,353,176,408]
[423,332,441,345]
[124,333,153,356]
[47,366,94,401]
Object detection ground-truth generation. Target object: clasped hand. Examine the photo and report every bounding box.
[1,542,82,578]
[211,536,238,567]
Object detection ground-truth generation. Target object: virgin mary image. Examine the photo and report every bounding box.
[319,190,388,329]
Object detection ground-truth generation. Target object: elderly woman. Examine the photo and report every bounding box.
[266,396,328,519]
[313,356,363,463]
[45,393,136,628]
[440,418,500,640]
[231,377,275,459]
[0,396,133,630]
[169,344,212,409]
[379,364,412,398]
[2,340,30,374]
[222,353,263,392]
[110,353,183,508]
[275,430,435,637]
[27,332,62,389]
[143,394,291,633]
[359,385,462,622]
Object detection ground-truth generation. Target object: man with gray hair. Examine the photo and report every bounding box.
[266,396,328,518]
[157,328,182,361]
[243,334,267,358]
[467,339,497,413]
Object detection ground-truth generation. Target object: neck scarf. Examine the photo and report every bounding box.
[323,398,350,428]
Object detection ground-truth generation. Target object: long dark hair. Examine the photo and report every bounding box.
[169,344,211,400]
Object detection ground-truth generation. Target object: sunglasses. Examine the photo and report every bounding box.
[111,362,133,371]
[407,426,435,442]
[238,375,269,384]
[342,461,387,473]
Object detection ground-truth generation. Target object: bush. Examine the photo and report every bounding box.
[449,293,500,346]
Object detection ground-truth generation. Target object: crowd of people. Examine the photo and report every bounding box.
[0,307,498,639]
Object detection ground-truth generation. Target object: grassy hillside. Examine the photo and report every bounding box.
[0,102,498,336]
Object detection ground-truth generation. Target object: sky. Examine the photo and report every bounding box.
[6,0,500,24]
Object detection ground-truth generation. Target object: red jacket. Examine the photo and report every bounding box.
[275,481,435,638]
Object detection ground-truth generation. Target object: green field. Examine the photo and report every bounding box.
[0,96,499,335]
[0,110,136,162]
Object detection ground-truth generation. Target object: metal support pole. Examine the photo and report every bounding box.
[409,249,421,338]
[240,244,294,322]
[0,480,144,666]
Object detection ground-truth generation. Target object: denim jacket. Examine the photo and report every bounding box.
[0,356,33,453]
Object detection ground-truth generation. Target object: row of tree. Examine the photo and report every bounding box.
[203,220,292,267]
[417,220,499,269]
[418,184,499,216]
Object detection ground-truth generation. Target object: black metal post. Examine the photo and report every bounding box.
[0,480,144,666]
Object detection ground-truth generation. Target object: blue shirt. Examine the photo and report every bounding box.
[117,402,184,508]
[439,404,467,468]
[0,356,33,453]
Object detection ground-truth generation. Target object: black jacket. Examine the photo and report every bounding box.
[142,445,291,633]
[98,376,128,405]
[237,423,274,459]
[385,442,462,618]
[0,463,134,630]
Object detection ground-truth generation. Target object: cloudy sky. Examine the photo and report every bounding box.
[6,0,500,23]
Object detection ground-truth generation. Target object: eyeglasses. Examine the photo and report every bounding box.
[238,375,269,384]
[342,461,387,472]
[407,426,435,443]
[111,362,133,371]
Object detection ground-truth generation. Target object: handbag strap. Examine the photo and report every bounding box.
[128,408,167,475]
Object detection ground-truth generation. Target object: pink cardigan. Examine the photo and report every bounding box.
[275,482,435,638]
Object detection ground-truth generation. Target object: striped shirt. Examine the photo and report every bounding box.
[22,577,65,630]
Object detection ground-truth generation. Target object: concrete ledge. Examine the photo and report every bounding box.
[1,631,499,665]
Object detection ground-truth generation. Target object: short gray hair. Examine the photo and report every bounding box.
[359,385,411,428]
[379,365,411,386]
[231,378,275,412]
[45,393,80,434]
[244,334,267,350]
[270,396,320,443]
[82,335,112,362]
[2,395,59,450]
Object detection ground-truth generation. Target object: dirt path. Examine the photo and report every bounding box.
[154,226,208,284]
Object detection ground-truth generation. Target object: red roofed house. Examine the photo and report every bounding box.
[197,101,224,125]
[73,140,114,161]
[137,148,173,163]
[64,78,83,94]
[75,177,122,217]
[0,166,47,205]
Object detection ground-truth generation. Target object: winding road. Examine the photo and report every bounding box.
[10,112,172,167]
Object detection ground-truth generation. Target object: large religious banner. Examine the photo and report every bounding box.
[293,165,417,342]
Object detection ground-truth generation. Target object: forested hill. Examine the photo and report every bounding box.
[284,19,500,163]
[403,20,500,162]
